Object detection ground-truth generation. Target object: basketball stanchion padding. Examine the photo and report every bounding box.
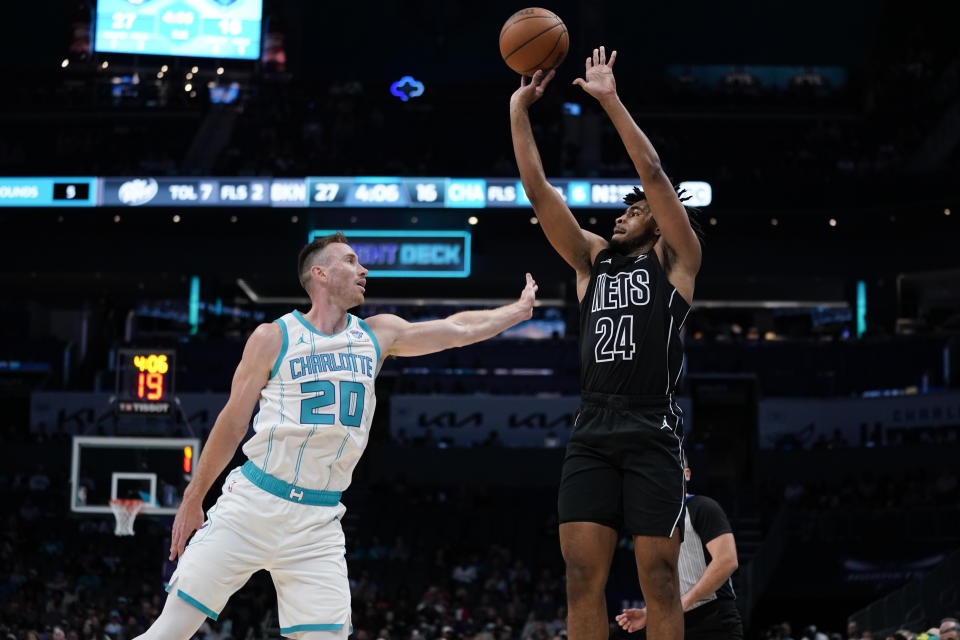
[109,498,145,536]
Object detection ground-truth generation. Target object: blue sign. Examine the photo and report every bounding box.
[567,181,590,206]
[0,177,96,207]
[308,230,471,278]
[100,177,270,206]
[94,0,263,60]
[390,76,425,102]
[445,180,486,208]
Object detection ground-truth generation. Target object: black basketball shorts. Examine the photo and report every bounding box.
[684,599,744,640]
[558,393,686,538]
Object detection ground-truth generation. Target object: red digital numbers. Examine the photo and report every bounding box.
[137,372,165,400]
[134,354,169,401]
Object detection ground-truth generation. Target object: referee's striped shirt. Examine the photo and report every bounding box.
[679,495,736,611]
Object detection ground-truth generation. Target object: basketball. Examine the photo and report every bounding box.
[499,7,569,75]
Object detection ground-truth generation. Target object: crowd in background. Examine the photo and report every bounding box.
[2,454,957,639]
[761,621,960,640]
[1,22,957,185]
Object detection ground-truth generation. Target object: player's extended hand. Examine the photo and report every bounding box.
[517,272,539,318]
[510,69,556,110]
[573,46,618,100]
[615,608,648,633]
[169,496,205,561]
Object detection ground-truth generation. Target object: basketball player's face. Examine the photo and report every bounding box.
[609,202,659,254]
[321,243,368,307]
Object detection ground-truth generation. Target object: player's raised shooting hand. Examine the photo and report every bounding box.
[516,272,539,319]
[169,495,205,561]
[615,608,648,633]
[510,69,556,110]
[573,46,618,101]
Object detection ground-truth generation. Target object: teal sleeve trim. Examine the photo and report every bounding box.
[356,318,381,374]
[175,589,219,621]
[271,319,288,379]
[280,624,345,633]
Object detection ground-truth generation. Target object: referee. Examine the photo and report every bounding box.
[616,454,743,640]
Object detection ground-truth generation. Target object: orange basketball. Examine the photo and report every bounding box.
[499,7,569,75]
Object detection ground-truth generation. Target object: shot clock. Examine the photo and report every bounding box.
[115,349,175,415]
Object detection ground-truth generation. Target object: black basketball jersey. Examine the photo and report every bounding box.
[579,248,690,397]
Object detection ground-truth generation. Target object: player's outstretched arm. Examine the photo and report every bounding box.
[574,46,701,276]
[364,273,537,360]
[510,72,606,277]
[169,322,280,560]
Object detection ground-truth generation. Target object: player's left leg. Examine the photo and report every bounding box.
[622,405,686,640]
[132,591,207,640]
[633,534,683,640]
[271,503,351,640]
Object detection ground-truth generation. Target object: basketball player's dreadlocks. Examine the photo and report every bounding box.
[623,186,705,244]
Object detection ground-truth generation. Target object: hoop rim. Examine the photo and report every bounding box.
[109,498,146,511]
[109,498,145,536]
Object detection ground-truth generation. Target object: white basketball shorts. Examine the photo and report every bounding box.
[166,464,351,638]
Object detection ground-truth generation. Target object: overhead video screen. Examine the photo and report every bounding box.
[94,0,263,60]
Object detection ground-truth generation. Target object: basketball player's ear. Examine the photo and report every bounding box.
[312,264,327,283]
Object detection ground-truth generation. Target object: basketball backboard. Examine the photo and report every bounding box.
[70,436,200,515]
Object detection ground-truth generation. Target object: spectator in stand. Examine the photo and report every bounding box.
[940,620,959,640]
[452,558,479,585]
[847,621,860,640]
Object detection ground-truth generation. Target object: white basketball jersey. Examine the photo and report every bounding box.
[242,310,380,492]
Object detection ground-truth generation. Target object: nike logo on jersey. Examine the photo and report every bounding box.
[635,255,648,263]
[601,258,612,264]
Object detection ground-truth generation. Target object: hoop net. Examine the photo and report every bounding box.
[109,499,145,536]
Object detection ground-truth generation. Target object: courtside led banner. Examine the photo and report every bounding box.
[309,230,471,278]
[0,177,96,207]
[0,177,712,208]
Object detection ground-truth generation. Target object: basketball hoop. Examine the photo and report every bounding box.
[109,498,145,536]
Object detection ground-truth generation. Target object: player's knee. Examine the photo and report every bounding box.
[564,561,607,602]
[639,561,680,605]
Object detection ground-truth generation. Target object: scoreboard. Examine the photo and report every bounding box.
[94,0,263,60]
[0,176,713,209]
[115,349,175,415]
[101,177,273,206]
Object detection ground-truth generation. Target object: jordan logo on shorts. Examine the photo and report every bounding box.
[289,488,304,501]
[661,417,671,430]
